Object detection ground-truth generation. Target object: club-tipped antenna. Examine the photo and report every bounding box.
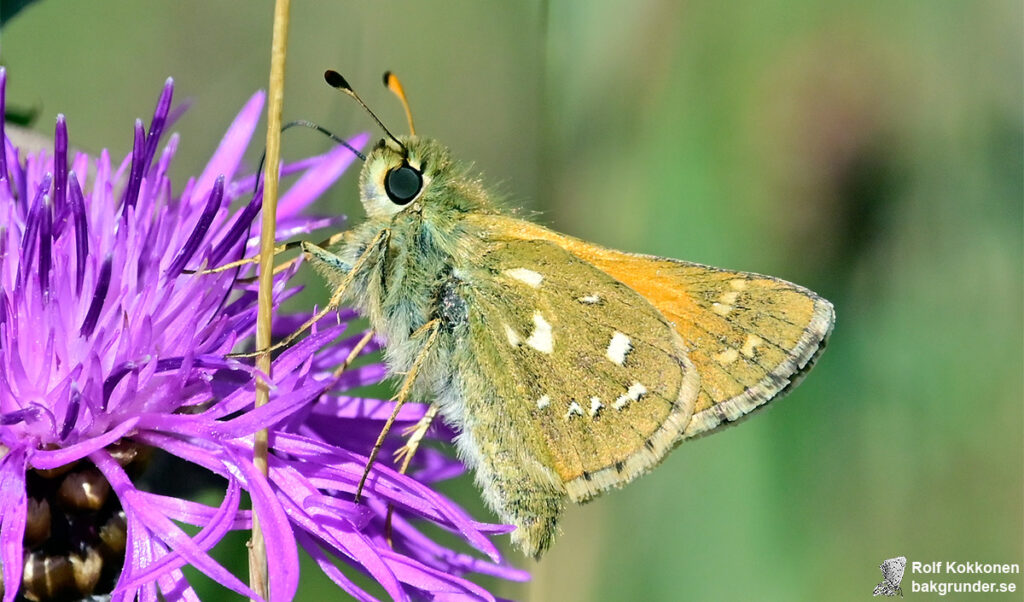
[324,69,407,153]
[382,71,415,136]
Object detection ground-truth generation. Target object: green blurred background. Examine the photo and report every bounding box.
[2,1,1021,600]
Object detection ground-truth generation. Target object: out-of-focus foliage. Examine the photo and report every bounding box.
[0,0,41,26]
[3,1,1020,600]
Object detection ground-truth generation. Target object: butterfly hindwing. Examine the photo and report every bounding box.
[448,235,699,555]
[459,237,699,497]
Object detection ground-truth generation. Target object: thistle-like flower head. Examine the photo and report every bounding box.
[0,70,525,601]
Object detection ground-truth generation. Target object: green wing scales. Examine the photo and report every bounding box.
[447,237,698,556]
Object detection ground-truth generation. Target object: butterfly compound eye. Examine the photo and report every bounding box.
[384,163,423,205]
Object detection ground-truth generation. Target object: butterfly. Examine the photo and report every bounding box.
[294,71,835,558]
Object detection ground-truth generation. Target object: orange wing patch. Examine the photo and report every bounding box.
[474,215,835,439]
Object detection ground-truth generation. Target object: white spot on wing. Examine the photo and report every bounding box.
[719,291,740,305]
[606,331,632,365]
[536,395,551,409]
[613,381,648,410]
[589,397,603,417]
[504,268,543,288]
[730,278,748,290]
[503,324,521,347]
[578,294,601,304]
[712,302,734,316]
[740,334,763,358]
[525,312,554,354]
[565,401,583,420]
[714,348,740,365]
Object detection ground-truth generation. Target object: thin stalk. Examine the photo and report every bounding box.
[249,0,290,599]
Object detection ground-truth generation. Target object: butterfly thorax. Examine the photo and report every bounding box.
[324,137,500,385]
[345,212,484,358]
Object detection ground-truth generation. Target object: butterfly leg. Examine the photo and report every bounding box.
[392,405,440,477]
[332,330,377,378]
[355,318,441,502]
[299,229,360,278]
[187,240,294,274]
[384,404,440,545]
[229,228,389,358]
[188,231,349,275]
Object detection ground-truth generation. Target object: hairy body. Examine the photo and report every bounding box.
[307,136,833,557]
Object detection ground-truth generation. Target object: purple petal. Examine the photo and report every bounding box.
[53,114,68,212]
[142,492,251,530]
[333,363,390,391]
[79,253,112,337]
[67,172,89,294]
[209,188,262,265]
[143,78,174,172]
[166,175,224,277]
[388,512,527,581]
[290,499,407,602]
[114,503,145,602]
[0,407,38,426]
[122,119,146,210]
[223,447,299,602]
[194,91,265,203]
[375,548,497,601]
[0,448,27,602]
[120,479,241,589]
[330,526,408,602]
[296,531,381,602]
[17,173,52,286]
[202,379,329,438]
[273,214,346,241]
[156,568,201,602]
[313,394,428,422]
[134,434,230,480]
[277,133,368,217]
[269,433,502,561]
[93,451,260,600]
[0,68,6,184]
[408,447,466,484]
[37,194,52,298]
[59,386,81,440]
[29,417,137,469]
[269,459,372,527]
[230,154,333,198]
[164,98,192,134]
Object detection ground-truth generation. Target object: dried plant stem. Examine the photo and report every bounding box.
[250,0,290,599]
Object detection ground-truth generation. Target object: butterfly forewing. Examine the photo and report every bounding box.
[470,214,835,439]
[646,263,835,437]
[460,238,698,502]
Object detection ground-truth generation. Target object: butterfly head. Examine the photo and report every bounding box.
[323,70,488,220]
[359,135,451,219]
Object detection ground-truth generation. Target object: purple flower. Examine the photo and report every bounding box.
[0,69,524,601]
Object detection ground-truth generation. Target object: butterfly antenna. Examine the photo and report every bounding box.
[382,71,415,135]
[247,120,365,200]
[282,120,366,161]
[324,70,408,152]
